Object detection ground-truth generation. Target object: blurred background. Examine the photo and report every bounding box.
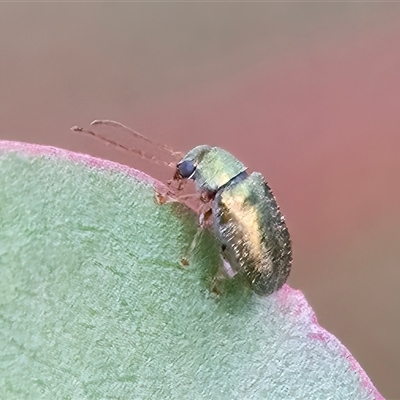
[1,3,399,398]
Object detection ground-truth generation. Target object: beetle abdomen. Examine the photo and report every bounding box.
[212,172,292,296]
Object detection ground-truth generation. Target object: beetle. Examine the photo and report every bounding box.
[72,120,292,296]
[175,145,292,296]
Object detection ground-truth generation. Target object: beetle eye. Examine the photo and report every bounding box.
[177,160,196,178]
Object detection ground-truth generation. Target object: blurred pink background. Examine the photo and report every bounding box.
[1,4,399,397]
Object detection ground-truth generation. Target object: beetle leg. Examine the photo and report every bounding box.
[154,190,199,206]
[180,206,213,266]
[198,206,212,227]
[220,256,236,278]
[180,227,204,266]
[209,254,236,295]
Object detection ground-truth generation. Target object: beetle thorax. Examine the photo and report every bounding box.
[194,147,247,193]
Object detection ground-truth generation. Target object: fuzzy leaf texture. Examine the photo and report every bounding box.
[0,141,382,399]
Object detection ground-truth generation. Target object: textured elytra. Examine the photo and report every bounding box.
[214,172,292,295]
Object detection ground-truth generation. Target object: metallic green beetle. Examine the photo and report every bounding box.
[175,145,292,296]
[71,120,292,296]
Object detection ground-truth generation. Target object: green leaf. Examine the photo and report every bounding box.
[0,142,381,399]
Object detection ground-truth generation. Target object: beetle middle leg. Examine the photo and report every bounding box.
[180,206,213,266]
